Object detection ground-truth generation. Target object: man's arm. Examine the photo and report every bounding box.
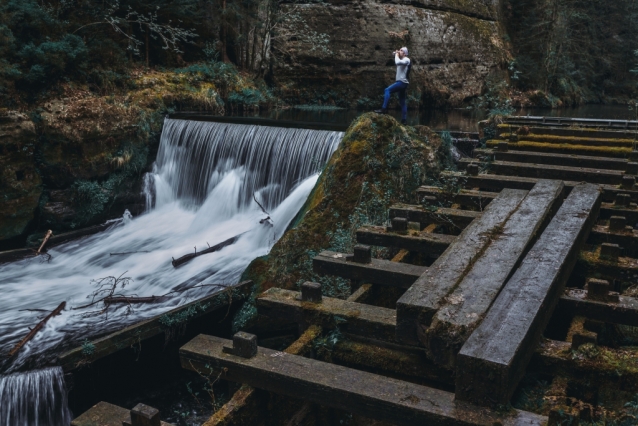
[395,54,410,65]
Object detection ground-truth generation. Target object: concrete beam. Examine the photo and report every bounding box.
[426,180,564,369]
[559,289,638,327]
[389,204,480,232]
[355,226,455,256]
[313,251,427,289]
[474,149,628,171]
[256,288,397,343]
[456,184,601,407]
[415,186,498,210]
[396,188,528,346]
[179,334,547,426]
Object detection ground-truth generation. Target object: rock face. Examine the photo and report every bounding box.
[0,111,42,242]
[273,0,508,108]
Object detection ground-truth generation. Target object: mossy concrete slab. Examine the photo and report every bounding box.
[426,180,564,369]
[355,225,455,255]
[396,188,528,346]
[257,288,397,343]
[180,334,547,426]
[313,250,427,288]
[456,184,601,407]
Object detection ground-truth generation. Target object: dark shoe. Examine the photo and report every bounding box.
[374,109,388,114]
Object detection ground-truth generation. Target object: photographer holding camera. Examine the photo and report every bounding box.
[375,47,411,124]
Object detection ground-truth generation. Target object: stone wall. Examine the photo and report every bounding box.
[272,0,508,108]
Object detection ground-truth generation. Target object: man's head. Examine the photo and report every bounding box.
[399,47,408,58]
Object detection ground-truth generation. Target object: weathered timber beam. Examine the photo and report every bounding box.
[475,148,628,171]
[532,339,638,394]
[180,334,547,426]
[415,186,497,210]
[71,401,173,426]
[355,226,455,256]
[440,171,638,203]
[389,204,480,231]
[256,288,397,343]
[58,281,253,371]
[313,251,426,289]
[559,289,638,327]
[426,180,565,369]
[486,140,632,158]
[396,188,528,346]
[458,159,623,185]
[456,183,601,407]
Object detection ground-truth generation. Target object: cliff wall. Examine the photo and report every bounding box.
[273,0,508,108]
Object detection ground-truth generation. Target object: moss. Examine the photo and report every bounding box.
[499,133,636,146]
[241,114,444,297]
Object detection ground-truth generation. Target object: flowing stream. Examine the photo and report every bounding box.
[0,118,343,425]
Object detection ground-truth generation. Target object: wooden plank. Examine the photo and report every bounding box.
[475,149,628,171]
[313,251,427,289]
[458,159,623,185]
[396,188,528,346]
[440,171,638,203]
[559,289,638,327]
[58,281,253,371]
[426,180,564,369]
[180,334,546,426]
[415,186,498,210]
[389,204,480,231]
[256,288,397,343]
[355,226,455,256]
[456,184,601,407]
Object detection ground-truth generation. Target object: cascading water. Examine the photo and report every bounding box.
[0,367,72,426]
[0,118,342,425]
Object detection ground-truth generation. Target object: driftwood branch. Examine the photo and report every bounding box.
[171,233,244,268]
[7,302,66,358]
[37,230,53,254]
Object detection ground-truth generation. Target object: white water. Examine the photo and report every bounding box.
[0,118,341,424]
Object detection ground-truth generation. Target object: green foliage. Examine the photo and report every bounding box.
[438,131,456,171]
[18,34,88,86]
[231,300,258,333]
[159,302,211,327]
[81,339,96,356]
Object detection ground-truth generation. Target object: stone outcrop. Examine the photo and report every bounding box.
[0,111,42,242]
[273,0,508,108]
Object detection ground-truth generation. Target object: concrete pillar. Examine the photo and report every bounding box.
[124,404,161,426]
[353,245,371,264]
[621,175,636,190]
[609,216,627,232]
[615,193,631,207]
[300,281,322,303]
[391,217,408,232]
[466,163,479,176]
[600,243,620,261]
[223,331,258,358]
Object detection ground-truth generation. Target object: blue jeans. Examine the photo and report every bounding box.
[382,81,408,120]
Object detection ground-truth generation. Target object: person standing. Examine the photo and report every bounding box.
[375,47,411,124]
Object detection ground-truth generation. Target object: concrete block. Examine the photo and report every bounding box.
[223,332,258,359]
[615,193,631,207]
[391,217,408,232]
[353,244,371,264]
[609,216,627,232]
[300,282,322,303]
[600,243,620,261]
[571,332,597,350]
[128,404,160,426]
[627,162,638,175]
[466,163,479,176]
[622,175,636,189]
[586,278,612,300]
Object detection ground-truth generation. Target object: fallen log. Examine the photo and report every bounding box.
[172,233,244,268]
[103,296,168,304]
[7,302,66,358]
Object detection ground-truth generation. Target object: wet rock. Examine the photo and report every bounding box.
[0,110,42,241]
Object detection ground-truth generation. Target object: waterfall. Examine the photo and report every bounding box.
[0,118,342,424]
[0,367,72,426]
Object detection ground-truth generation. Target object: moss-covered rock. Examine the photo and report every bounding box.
[242,113,444,297]
[0,110,41,241]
